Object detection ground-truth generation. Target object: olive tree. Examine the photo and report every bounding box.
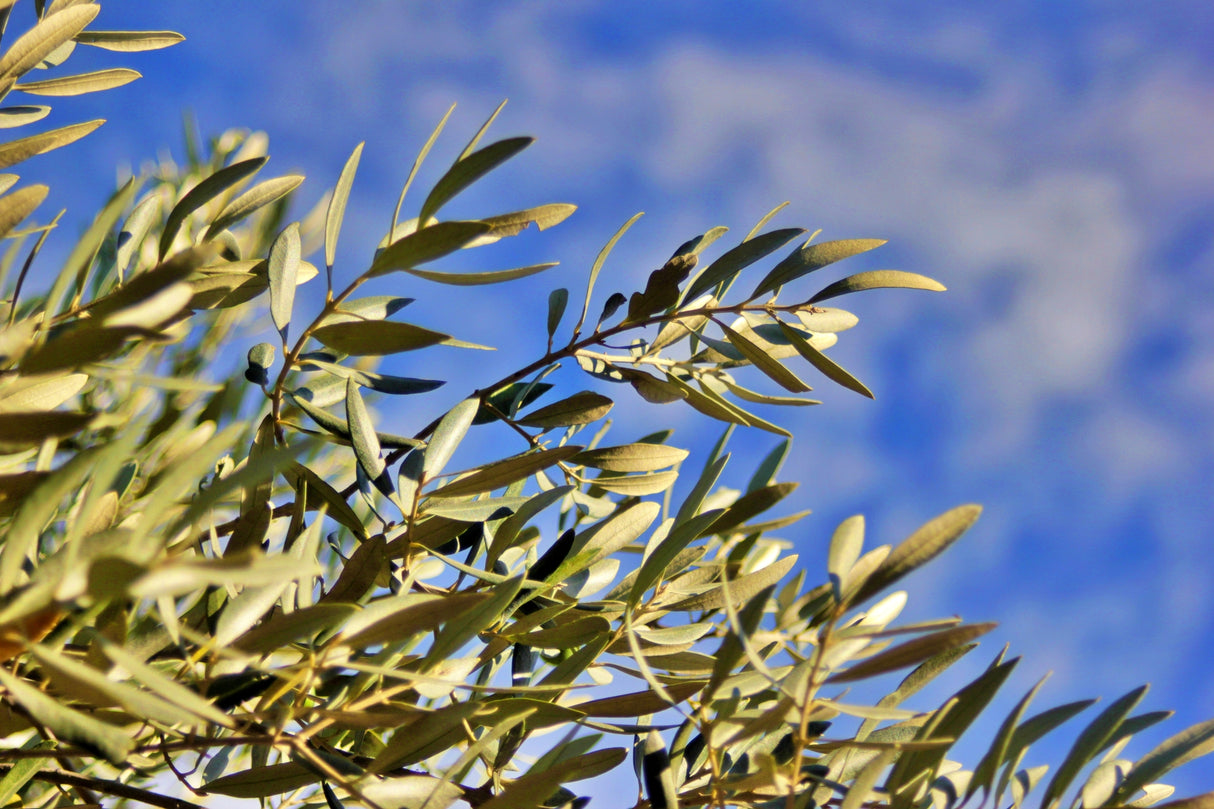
[0,4,1210,809]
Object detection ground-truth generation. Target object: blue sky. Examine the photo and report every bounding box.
[19,0,1214,799]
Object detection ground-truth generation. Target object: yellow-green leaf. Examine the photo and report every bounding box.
[0,410,90,448]
[720,320,811,393]
[0,105,49,128]
[0,183,46,239]
[667,554,798,612]
[312,320,450,356]
[827,623,997,684]
[474,202,576,243]
[0,119,103,170]
[14,67,139,96]
[405,261,557,286]
[74,29,186,52]
[419,136,534,225]
[589,469,679,496]
[571,443,688,473]
[852,505,982,605]
[159,157,266,258]
[367,220,491,277]
[809,270,946,304]
[776,319,874,398]
[202,762,316,799]
[0,666,131,766]
[430,446,583,499]
[686,226,805,301]
[518,391,613,429]
[268,222,300,336]
[325,141,362,273]
[751,237,886,299]
[576,682,704,717]
[206,174,304,239]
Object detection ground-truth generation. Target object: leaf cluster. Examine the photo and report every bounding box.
[0,5,1209,809]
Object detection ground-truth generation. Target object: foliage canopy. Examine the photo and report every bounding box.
[0,4,1209,809]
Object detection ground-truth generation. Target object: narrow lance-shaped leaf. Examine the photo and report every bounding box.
[476,202,576,240]
[808,269,946,304]
[685,226,805,302]
[0,105,50,128]
[518,391,613,429]
[571,443,689,473]
[827,514,865,600]
[160,156,267,258]
[851,504,982,605]
[666,554,798,612]
[206,174,304,239]
[325,141,363,279]
[828,624,999,685]
[311,320,452,356]
[74,30,186,51]
[576,211,643,335]
[389,103,453,231]
[424,397,479,482]
[1113,717,1214,804]
[0,183,45,240]
[0,119,104,171]
[966,676,1050,802]
[776,319,874,398]
[476,748,627,809]
[406,261,557,286]
[367,220,491,277]
[1039,685,1150,809]
[346,378,385,483]
[429,445,583,499]
[14,67,140,96]
[547,287,568,343]
[750,237,886,299]
[268,222,300,339]
[419,136,534,225]
[718,319,811,393]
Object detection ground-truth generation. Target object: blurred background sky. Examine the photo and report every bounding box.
[15,0,1214,800]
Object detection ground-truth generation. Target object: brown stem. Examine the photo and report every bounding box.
[0,766,201,809]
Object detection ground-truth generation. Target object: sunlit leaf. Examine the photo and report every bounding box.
[206,174,304,239]
[419,135,533,225]
[406,261,557,286]
[775,319,874,398]
[430,446,583,499]
[0,183,45,238]
[851,504,983,605]
[0,104,49,128]
[14,67,139,96]
[1040,685,1149,809]
[809,269,946,304]
[0,118,103,170]
[75,29,186,51]
[324,141,362,275]
[685,226,805,302]
[312,320,452,356]
[751,237,886,299]
[160,156,266,258]
[576,211,643,335]
[518,391,613,429]
[268,222,300,338]
[571,443,688,473]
